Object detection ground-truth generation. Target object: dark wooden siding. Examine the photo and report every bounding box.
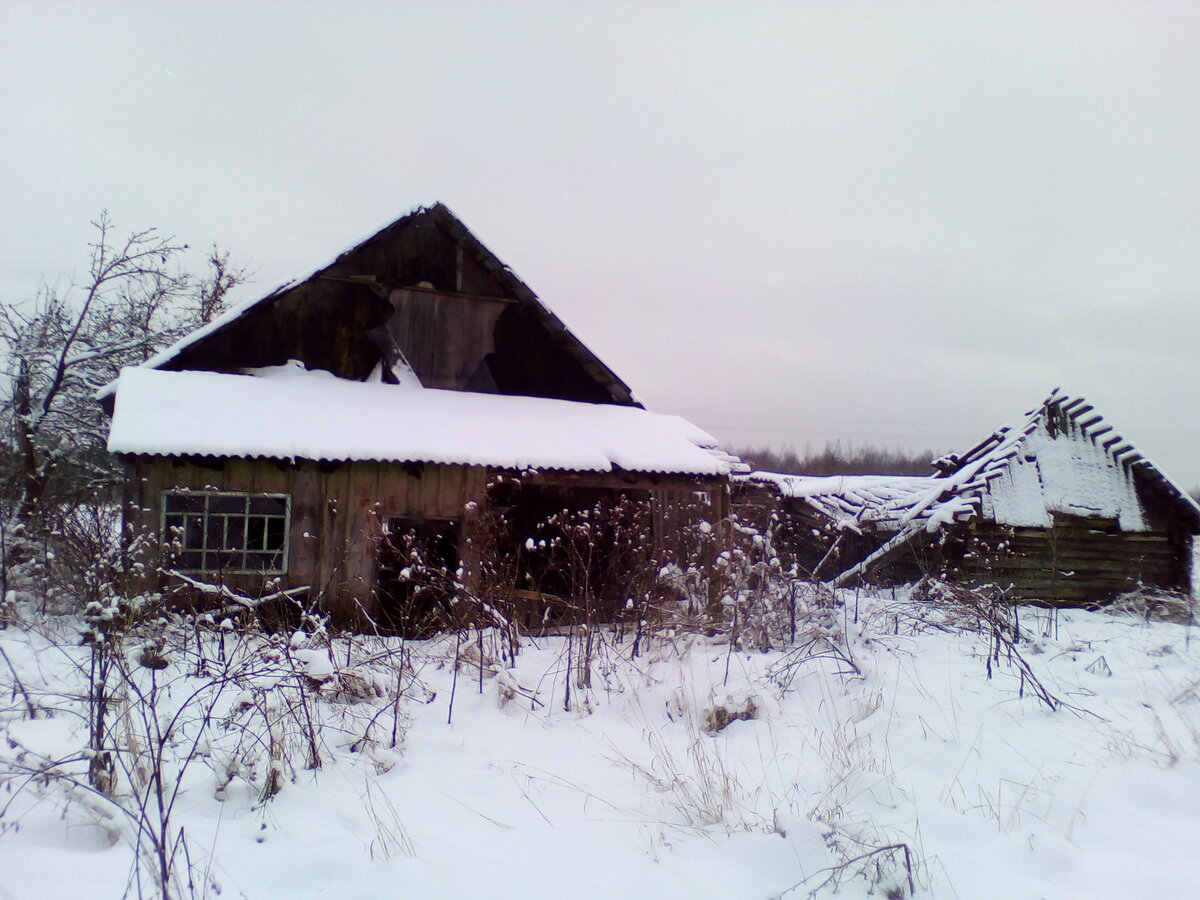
[163,270,621,404]
[166,280,392,380]
[124,455,726,626]
[385,288,508,390]
[323,212,507,298]
[158,208,632,405]
[486,304,622,403]
[123,455,485,624]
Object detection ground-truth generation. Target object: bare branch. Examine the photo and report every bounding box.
[0,213,244,538]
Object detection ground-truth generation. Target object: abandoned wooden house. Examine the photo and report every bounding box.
[738,390,1200,603]
[102,203,744,631]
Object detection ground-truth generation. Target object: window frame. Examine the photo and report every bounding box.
[160,490,291,575]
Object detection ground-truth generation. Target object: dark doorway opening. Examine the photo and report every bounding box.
[487,481,655,629]
[376,516,461,637]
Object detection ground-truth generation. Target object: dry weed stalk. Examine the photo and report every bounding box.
[783,840,917,899]
[906,580,1083,715]
[2,589,422,899]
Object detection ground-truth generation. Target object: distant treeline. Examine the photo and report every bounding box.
[733,441,940,477]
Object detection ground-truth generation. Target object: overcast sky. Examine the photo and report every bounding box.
[2,1,1198,485]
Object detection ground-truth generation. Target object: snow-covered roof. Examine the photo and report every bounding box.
[107,365,737,476]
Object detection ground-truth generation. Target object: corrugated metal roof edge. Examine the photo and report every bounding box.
[112,450,728,478]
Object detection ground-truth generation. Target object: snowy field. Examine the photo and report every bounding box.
[2,589,1199,899]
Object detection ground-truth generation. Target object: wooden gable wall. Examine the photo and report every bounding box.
[161,206,631,405]
[166,280,391,381]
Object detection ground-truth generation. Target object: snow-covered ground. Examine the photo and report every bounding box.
[2,589,1199,899]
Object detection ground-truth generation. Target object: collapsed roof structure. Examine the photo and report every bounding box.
[741,391,1200,602]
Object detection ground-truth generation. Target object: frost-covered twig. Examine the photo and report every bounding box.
[784,841,916,899]
[165,570,309,616]
[0,643,37,719]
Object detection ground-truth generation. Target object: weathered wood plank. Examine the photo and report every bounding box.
[341,462,383,616]
[289,463,322,591]
[316,463,353,616]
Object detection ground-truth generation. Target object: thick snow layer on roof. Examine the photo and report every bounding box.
[750,472,939,503]
[812,392,1154,536]
[106,365,734,475]
[984,429,1147,530]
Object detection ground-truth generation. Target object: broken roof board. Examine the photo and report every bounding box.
[107,367,732,476]
[941,389,1200,529]
[742,471,946,532]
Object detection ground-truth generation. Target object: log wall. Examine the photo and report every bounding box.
[944,519,1191,604]
[734,486,1194,604]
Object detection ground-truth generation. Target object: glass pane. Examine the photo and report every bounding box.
[223,516,245,550]
[248,496,286,516]
[209,550,241,571]
[208,495,245,514]
[165,493,204,514]
[184,515,206,549]
[244,552,278,571]
[179,550,204,570]
[265,517,286,550]
[207,515,224,549]
[246,518,266,551]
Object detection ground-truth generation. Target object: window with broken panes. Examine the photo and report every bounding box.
[161,492,289,573]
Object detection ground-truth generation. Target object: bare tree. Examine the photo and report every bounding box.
[0,212,246,544]
[190,244,243,326]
